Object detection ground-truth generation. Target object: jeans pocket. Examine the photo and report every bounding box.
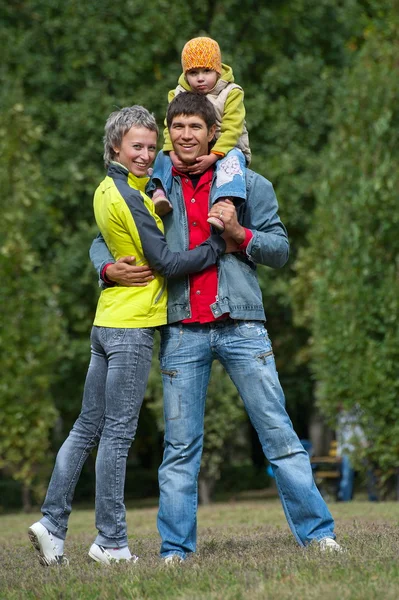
[235,321,268,340]
[159,327,183,359]
[100,328,126,346]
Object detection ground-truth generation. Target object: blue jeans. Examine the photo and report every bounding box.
[40,326,154,548]
[157,321,335,559]
[213,148,247,202]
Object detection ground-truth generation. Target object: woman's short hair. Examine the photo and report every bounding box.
[166,92,217,131]
[103,105,159,167]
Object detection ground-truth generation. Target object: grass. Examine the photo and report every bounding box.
[0,497,398,599]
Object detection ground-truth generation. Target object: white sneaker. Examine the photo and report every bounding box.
[28,522,69,566]
[88,543,138,565]
[164,554,184,565]
[319,537,345,552]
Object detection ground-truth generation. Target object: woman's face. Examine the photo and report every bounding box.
[113,126,157,176]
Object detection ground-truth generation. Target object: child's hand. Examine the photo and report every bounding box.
[170,151,189,172]
[188,153,218,175]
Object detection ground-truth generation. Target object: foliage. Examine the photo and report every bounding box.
[292,13,399,485]
[0,102,66,500]
[209,0,371,425]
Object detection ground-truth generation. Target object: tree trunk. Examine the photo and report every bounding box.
[199,476,213,505]
[22,484,32,513]
[309,411,333,456]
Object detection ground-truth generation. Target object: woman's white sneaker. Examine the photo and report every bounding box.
[88,543,138,565]
[28,522,69,566]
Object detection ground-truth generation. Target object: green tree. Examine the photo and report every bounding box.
[1,0,392,503]
[0,103,66,509]
[293,10,399,489]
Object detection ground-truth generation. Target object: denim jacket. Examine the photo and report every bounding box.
[90,155,289,323]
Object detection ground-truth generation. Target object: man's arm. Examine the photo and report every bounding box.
[208,173,289,269]
[89,233,154,287]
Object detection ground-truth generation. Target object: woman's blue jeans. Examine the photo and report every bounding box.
[40,326,154,548]
[157,321,335,559]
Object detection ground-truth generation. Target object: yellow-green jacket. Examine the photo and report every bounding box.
[93,162,225,328]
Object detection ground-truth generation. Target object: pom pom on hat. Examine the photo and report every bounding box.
[181,37,222,75]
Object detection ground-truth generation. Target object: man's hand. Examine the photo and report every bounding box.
[170,151,189,173]
[188,153,218,175]
[105,256,154,287]
[208,200,246,244]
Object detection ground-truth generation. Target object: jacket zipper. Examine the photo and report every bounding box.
[154,280,166,304]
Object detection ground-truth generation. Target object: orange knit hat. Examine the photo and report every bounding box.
[181,37,222,75]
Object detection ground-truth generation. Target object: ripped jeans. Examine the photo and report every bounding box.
[157,320,335,559]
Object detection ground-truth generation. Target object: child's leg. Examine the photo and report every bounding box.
[207,149,247,231]
[152,186,173,217]
[151,152,174,217]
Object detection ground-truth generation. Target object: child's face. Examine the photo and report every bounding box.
[185,68,219,94]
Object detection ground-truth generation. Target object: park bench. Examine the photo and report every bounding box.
[310,441,341,499]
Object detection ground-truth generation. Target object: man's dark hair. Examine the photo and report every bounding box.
[166,92,217,130]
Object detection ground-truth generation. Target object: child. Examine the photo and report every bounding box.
[152,36,251,230]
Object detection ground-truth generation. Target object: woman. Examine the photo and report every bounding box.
[28,106,226,566]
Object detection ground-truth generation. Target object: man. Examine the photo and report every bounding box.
[90,92,342,561]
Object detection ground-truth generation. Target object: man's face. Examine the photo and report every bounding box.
[169,114,216,165]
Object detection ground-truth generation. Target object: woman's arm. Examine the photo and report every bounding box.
[117,184,225,278]
[89,233,154,287]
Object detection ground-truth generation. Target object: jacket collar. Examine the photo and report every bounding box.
[108,161,150,192]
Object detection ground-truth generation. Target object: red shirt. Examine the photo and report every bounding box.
[176,167,252,324]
